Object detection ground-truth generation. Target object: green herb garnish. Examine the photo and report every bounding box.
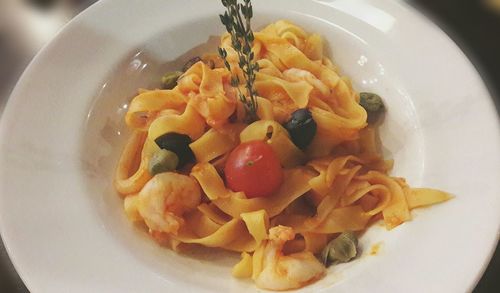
[218,0,259,122]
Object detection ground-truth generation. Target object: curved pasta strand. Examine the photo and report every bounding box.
[313,206,371,234]
[259,20,307,53]
[175,217,253,249]
[197,203,231,225]
[226,231,258,252]
[303,34,323,61]
[125,89,187,130]
[282,68,330,98]
[303,232,327,254]
[240,120,306,168]
[123,194,141,221]
[297,166,361,233]
[254,76,312,122]
[307,155,361,197]
[310,104,366,140]
[255,72,312,109]
[233,252,253,278]
[325,155,363,187]
[341,184,391,216]
[114,132,157,195]
[212,168,313,218]
[191,162,242,200]
[241,210,270,245]
[190,123,244,163]
[256,32,338,88]
[357,171,411,229]
[257,59,284,78]
[256,97,275,120]
[148,103,206,141]
[185,209,223,238]
[113,20,453,276]
[178,61,236,127]
[406,188,452,209]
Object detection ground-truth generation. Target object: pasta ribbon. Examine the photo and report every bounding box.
[178,61,236,127]
[212,168,314,218]
[307,155,361,198]
[256,59,284,78]
[185,210,222,238]
[240,120,306,168]
[197,203,231,225]
[282,68,330,98]
[114,20,452,289]
[261,20,308,50]
[125,89,187,131]
[191,162,243,200]
[148,103,206,141]
[233,252,253,278]
[300,166,362,232]
[406,188,452,209]
[255,72,312,122]
[313,206,371,233]
[114,132,157,195]
[123,194,141,221]
[251,242,265,280]
[241,210,270,245]
[358,171,411,229]
[303,33,323,61]
[255,72,312,108]
[256,96,275,120]
[190,123,244,163]
[303,232,327,254]
[341,184,391,216]
[175,217,253,251]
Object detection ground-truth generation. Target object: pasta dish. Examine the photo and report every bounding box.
[113,4,450,290]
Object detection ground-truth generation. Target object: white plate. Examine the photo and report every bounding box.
[1,0,499,292]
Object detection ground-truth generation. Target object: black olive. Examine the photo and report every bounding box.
[182,56,202,72]
[284,108,317,150]
[154,133,195,168]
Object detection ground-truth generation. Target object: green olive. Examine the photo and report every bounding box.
[321,231,358,266]
[161,71,183,89]
[360,92,384,113]
[284,108,317,150]
[148,149,179,176]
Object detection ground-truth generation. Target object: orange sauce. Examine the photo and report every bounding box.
[370,242,383,256]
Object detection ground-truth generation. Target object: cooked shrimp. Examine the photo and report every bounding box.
[283,68,330,97]
[136,172,201,235]
[254,226,325,291]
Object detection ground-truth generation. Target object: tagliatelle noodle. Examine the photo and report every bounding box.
[113,19,452,291]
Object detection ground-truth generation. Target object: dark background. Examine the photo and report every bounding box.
[0,0,498,292]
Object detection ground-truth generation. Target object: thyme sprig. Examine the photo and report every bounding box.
[218,0,259,122]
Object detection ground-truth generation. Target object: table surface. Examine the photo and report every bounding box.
[0,0,498,292]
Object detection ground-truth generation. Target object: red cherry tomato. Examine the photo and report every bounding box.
[224,140,284,198]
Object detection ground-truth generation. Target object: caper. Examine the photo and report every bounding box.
[284,108,317,150]
[154,132,195,167]
[320,231,358,266]
[360,92,384,113]
[182,56,202,72]
[161,71,183,89]
[148,149,179,176]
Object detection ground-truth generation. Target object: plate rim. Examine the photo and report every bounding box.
[0,0,498,292]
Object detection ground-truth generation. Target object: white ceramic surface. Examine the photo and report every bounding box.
[0,0,499,292]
